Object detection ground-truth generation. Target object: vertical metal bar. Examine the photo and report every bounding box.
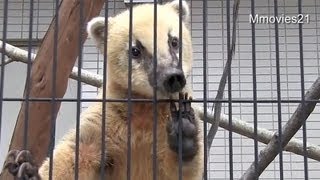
[52,1,55,20]
[219,0,226,177]
[0,0,9,141]
[127,0,133,179]
[178,98,183,180]
[152,0,158,179]
[100,0,109,179]
[282,1,293,176]
[178,0,183,69]
[190,0,194,107]
[178,97,182,180]
[113,0,116,15]
[178,0,183,180]
[202,0,208,179]
[20,0,25,39]
[273,0,284,179]
[297,0,308,179]
[226,0,233,178]
[267,0,276,176]
[236,10,243,176]
[75,0,84,179]
[23,0,34,150]
[315,0,320,76]
[250,0,258,177]
[36,0,40,39]
[48,0,59,179]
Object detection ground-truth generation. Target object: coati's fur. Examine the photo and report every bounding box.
[37,1,203,179]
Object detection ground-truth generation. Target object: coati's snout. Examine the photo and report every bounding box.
[163,69,186,93]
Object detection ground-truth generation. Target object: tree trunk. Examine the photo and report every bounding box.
[0,0,105,179]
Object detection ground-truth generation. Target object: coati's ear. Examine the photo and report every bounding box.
[87,16,114,49]
[167,0,190,23]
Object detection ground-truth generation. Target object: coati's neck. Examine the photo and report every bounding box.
[106,81,150,100]
[105,81,170,129]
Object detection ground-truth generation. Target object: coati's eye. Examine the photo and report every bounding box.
[131,47,141,58]
[171,37,179,48]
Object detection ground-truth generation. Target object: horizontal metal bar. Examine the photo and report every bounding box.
[2,97,320,103]
[5,38,42,47]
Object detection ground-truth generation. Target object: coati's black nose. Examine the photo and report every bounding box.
[163,71,186,93]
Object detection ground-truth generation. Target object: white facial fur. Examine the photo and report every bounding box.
[87,0,193,98]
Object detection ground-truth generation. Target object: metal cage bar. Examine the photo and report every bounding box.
[152,0,158,180]
[0,0,8,145]
[75,0,84,179]
[48,0,59,179]
[297,0,308,179]
[273,0,284,179]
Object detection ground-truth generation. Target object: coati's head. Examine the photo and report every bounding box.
[87,0,192,99]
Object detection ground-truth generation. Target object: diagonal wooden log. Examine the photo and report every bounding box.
[240,77,320,180]
[0,0,105,179]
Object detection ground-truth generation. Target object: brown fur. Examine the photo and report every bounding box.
[38,1,203,179]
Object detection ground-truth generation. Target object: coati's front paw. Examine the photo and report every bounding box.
[167,92,199,162]
[4,150,40,180]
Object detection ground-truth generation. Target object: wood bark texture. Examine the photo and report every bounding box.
[0,0,105,179]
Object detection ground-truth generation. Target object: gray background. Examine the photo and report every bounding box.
[0,0,320,179]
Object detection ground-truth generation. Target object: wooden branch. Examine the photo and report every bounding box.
[195,106,320,162]
[1,41,320,162]
[240,77,320,180]
[0,0,105,179]
[0,41,103,88]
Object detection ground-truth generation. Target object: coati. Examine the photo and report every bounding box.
[4,0,203,179]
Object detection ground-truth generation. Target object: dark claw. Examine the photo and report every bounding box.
[4,150,21,176]
[3,150,40,180]
[16,150,33,164]
[18,162,39,179]
[167,92,199,162]
[170,99,177,112]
